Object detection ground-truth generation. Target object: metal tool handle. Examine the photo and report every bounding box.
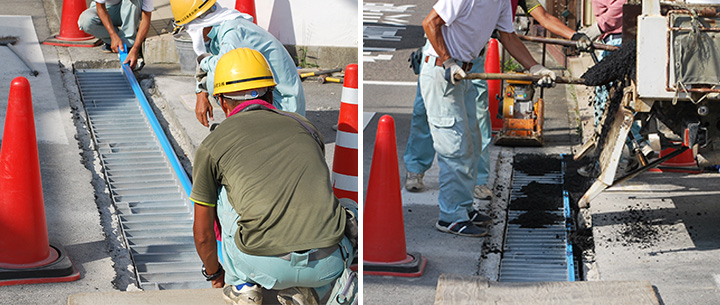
[464,73,586,85]
[6,43,38,77]
[518,34,620,51]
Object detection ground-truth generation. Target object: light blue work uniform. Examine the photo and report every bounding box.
[404,42,491,187]
[593,36,643,146]
[216,187,354,298]
[418,48,483,223]
[197,18,305,116]
[78,0,146,47]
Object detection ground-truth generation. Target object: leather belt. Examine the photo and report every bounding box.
[278,245,338,261]
[424,55,473,72]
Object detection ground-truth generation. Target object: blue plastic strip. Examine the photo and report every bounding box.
[119,54,192,196]
[561,155,576,281]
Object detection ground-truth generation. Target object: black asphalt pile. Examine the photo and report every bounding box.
[513,153,562,176]
[510,154,565,228]
[581,39,637,87]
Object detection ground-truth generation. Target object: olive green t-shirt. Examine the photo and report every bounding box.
[190,109,346,256]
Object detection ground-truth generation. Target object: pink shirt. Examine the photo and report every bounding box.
[592,0,625,39]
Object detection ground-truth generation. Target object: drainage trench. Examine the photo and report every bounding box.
[499,154,577,282]
[76,68,206,290]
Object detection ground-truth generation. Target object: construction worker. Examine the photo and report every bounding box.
[78,0,152,70]
[404,0,591,208]
[416,0,557,237]
[170,0,305,128]
[190,48,352,305]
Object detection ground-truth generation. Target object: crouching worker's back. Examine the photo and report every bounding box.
[190,47,354,305]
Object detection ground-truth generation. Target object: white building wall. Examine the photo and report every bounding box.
[217,0,358,48]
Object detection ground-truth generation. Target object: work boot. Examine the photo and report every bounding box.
[223,283,263,305]
[473,185,493,200]
[276,287,319,305]
[101,43,113,53]
[404,172,425,192]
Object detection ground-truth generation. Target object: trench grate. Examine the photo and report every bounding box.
[499,154,575,282]
[76,69,207,290]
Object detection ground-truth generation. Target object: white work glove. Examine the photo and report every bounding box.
[529,64,556,88]
[580,23,603,42]
[571,32,593,52]
[443,59,466,85]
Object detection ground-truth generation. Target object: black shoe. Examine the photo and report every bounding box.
[435,220,488,237]
[101,43,113,53]
[468,210,493,226]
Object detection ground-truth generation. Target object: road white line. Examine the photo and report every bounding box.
[713,274,720,289]
[363,80,417,86]
[363,112,375,130]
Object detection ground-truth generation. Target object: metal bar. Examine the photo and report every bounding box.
[464,73,586,84]
[518,34,620,51]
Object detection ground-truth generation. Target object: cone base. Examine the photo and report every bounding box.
[364,252,427,277]
[43,35,99,47]
[0,243,80,286]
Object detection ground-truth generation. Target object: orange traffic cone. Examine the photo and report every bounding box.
[364,115,427,277]
[235,0,258,24]
[0,77,80,286]
[43,0,96,47]
[649,129,702,173]
[331,64,359,203]
[485,38,503,132]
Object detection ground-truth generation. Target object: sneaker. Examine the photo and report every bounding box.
[101,43,113,53]
[577,162,600,178]
[223,283,263,305]
[473,184,493,200]
[468,210,493,226]
[435,220,488,237]
[404,172,425,192]
[276,287,319,305]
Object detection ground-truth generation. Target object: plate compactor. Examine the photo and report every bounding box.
[494,77,545,146]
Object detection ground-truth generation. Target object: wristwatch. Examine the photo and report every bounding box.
[202,264,224,281]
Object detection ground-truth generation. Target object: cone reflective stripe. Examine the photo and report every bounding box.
[0,77,79,285]
[43,0,96,47]
[235,0,258,24]
[485,38,503,132]
[364,115,427,277]
[332,64,359,202]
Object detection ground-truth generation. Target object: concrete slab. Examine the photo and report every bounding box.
[0,15,68,144]
[68,288,288,305]
[435,274,660,305]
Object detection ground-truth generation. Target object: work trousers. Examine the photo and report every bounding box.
[418,52,482,223]
[216,187,352,299]
[78,0,143,47]
[404,42,491,187]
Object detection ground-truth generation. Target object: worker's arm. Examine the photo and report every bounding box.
[498,30,556,87]
[422,9,450,63]
[96,3,123,52]
[422,9,467,84]
[124,10,151,69]
[528,6,575,39]
[498,31,538,69]
[193,203,224,288]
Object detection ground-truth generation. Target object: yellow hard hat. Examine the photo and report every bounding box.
[214,48,277,96]
[171,0,217,25]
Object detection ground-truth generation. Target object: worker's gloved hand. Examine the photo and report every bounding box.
[529,64,556,88]
[580,23,603,42]
[571,32,593,52]
[443,59,466,85]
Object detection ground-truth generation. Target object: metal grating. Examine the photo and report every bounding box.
[75,69,207,290]
[498,157,575,282]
